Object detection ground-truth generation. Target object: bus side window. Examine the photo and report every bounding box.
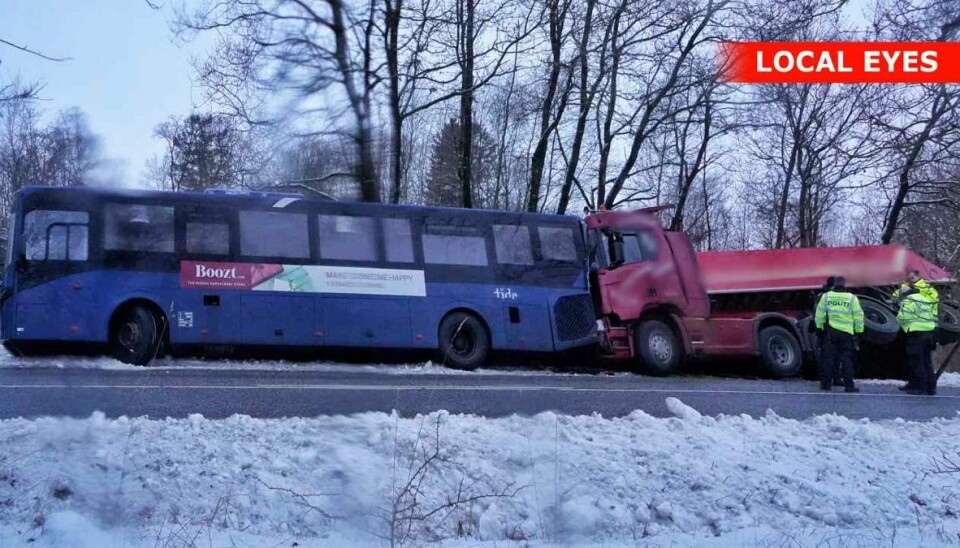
[186,222,230,255]
[538,226,578,263]
[493,225,534,265]
[104,204,174,253]
[239,210,309,259]
[422,227,488,266]
[318,215,377,261]
[382,218,414,263]
[24,210,89,262]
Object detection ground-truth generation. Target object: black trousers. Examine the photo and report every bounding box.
[905,330,936,392]
[815,330,843,383]
[820,328,856,389]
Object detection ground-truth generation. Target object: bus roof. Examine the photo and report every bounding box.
[18,185,581,224]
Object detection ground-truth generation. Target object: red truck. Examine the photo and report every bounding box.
[585,207,957,378]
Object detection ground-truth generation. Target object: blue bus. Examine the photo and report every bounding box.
[0,186,598,369]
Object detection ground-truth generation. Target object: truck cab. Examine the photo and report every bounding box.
[585,207,808,378]
[585,207,711,374]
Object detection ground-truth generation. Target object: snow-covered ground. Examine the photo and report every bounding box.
[1,401,959,547]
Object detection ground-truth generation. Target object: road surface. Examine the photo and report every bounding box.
[0,364,957,421]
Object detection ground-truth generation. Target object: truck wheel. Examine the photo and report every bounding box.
[111,306,160,366]
[938,303,960,345]
[759,325,802,378]
[858,296,899,345]
[634,319,681,376]
[438,312,489,371]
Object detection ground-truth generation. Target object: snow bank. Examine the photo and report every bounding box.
[1,404,960,547]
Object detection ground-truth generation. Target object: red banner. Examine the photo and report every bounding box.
[720,42,960,84]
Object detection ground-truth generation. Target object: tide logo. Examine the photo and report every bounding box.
[494,288,517,300]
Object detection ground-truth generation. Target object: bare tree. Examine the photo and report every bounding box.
[0,37,69,103]
[0,100,100,265]
[599,0,729,210]
[556,0,601,214]
[179,0,384,201]
[526,0,575,212]
[874,0,960,244]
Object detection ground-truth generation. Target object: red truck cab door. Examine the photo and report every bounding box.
[662,231,710,318]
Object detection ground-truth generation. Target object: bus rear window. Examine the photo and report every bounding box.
[24,210,89,262]
[104,204,174,253]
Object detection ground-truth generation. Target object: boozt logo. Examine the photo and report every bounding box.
[494,288,517,300]
[195,265,239,279]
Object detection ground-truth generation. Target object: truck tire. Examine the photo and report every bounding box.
[438,312,489,371]
[758,325,802,378]
[111,305,160,366]
[796,317,818,352]
[634,319,681,376]
[858,296,899,345]
[938,303,960,345]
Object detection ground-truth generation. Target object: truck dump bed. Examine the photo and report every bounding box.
[697,245,953,294]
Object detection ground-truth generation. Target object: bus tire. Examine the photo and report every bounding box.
[634,319,681,376]
[438,312,489,371]
[111,306,160,366]
[2,340,23,357]
[759,325,802,378]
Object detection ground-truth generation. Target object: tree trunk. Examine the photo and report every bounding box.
[527,0,568,212]
[330,0,381,202]
[385,0,404,204]
[457,0,475,208]
[670,94,712,231]
[557,0,597,214]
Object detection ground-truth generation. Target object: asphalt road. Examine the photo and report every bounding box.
[0,365,957,421]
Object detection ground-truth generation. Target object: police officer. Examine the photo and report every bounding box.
[893,269,939,395]
[814,276,863,392]
[809,276,844,386]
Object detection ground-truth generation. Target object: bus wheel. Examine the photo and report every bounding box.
[111,306,160,366]
[438,312,489,371]
[634,319,681,376]
[759,325,802,378]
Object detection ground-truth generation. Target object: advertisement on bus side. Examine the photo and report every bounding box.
[180,261,427,297]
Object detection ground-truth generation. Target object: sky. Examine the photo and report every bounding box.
[0,0,206,187]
